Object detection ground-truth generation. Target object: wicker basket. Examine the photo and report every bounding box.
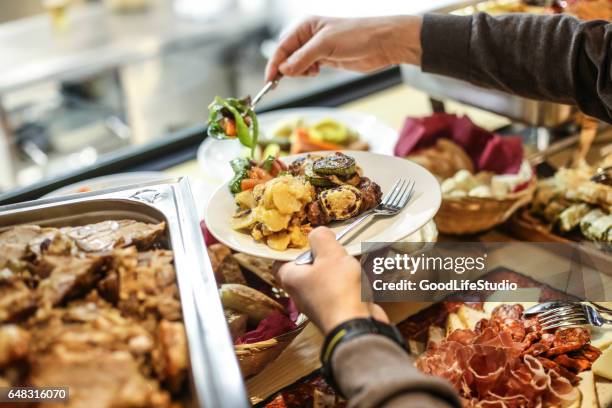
[234,314,309,378]
[435,178,537,235]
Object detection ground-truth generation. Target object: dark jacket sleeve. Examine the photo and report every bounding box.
[331,334,461,408]
[420,13,612,123]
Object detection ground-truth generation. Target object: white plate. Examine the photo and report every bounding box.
[204,151,441,261]
[197,107,398,184]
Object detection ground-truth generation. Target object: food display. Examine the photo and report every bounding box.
[416,303,601,407]
[228,152,382,251]
[0,220,187,407]
[207,243,305,377]
[395,113,534,234]
[520,154,612,243]
[441,161,533,199]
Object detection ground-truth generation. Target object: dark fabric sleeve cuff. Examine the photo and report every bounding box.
[421,13,473,81]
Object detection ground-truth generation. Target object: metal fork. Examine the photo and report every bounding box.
[524,301,612,317]
[537,303,612,331]
[294,178,416,265]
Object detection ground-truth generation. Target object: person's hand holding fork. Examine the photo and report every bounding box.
[274,226,389,335]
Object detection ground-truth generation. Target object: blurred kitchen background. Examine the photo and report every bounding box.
[0,0,461,195]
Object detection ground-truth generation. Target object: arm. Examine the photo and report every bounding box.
[275,228,460,408]
[332,335,459,408]
[266,14,612,123]
[421,13,612,122]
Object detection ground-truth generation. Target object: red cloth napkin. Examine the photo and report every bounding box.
[200,219,218,246]
[235,311,297,344]
[394,113,523,175]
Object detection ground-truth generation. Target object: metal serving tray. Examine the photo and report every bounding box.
[0,177,249,408]
[403,0,575,127]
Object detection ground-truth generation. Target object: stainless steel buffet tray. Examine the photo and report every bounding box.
[0,177,249,408]
[404,0,576,127]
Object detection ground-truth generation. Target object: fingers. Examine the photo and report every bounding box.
[278,34,326,77]
[308,227,345,259]
[265,18,318,82]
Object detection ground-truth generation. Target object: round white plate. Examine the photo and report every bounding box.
[197,107,398,184]
[205,151,441,261]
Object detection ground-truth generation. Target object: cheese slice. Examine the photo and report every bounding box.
[590,328,612,351]
[595,379,612,408]
[457,305,489,328]
[576,371,598,408]
[446,313,466,336]
[427,325,445,345]
[592,346,612,381]
[408,339,425,356]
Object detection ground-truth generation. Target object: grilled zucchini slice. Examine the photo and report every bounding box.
[319,185,362,221]
[312,153,356,176]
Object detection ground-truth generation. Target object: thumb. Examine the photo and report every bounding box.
[280,35,327,76]
[308,227,345,259]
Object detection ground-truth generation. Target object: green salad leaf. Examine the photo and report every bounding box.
[207,96,259,157]
[228,157,252,195]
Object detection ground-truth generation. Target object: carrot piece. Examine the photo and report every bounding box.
[290,128,342,154]
[249,167,273,181]
[241,178,265,191]
[222,117,237,137]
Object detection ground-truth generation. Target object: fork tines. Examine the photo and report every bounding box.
[382,179,415,211]
[537,303,588,331]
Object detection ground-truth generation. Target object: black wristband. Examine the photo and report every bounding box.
[320,318,408,397]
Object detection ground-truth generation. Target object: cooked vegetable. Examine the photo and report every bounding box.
[262,144,281,161]
[290,128,342,154]
[309,119,348,144]
[303,162,332,187]
[229,157,252,195]
[231,209,257,230]
[318,185,363,221]
[313,153,356,176]
[208,96,259,157]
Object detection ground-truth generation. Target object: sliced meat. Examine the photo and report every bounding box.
[30,349,170,408]
[553,354,593,373]
[27,297,154,358]
[0,325,30,368]
[61,220,166,252]
[114,249,181,321]
[0,279,36,323]
[0,225,43,270]
[36,255,108,309]
[306,201,329,226]
[357,177,382,212]
[152,320,188,393]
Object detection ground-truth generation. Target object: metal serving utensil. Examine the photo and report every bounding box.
[250,74,283,110]
[524,301,612,317]
[537,303,612,331]
[294,178,416,266]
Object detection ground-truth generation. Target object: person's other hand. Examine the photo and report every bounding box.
[265,15,422,82]
[275,227,389,335]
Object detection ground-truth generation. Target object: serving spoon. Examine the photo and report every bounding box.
[250,74,283,110]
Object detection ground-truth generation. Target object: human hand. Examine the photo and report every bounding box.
[275,227,389,335]
[265,15,422,82]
